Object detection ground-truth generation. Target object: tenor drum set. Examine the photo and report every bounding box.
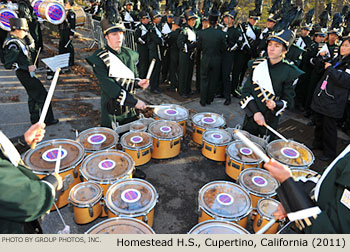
[20,101,321,234]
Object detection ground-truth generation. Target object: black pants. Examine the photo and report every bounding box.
[16,69,55,124]
[313,112,337,158]
[59,29,74,66]
[232,51,250,92]
[222,51,234,100]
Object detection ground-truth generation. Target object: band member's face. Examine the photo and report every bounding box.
[167,17,173,24]
[328,33,338,44]
[340,40,350,57]
[14,29,27,39]
[267,40,285,59]
[248,18,257,26]
[315,35,325,43]
[266,21,275,29]
[106,31,124,50]
[301,29,309,37]
[153,17,161,24]
[202,20,209,29]
[126,4,132,11]
[223,16,229,25]
[141,17,149,24]
[188,18,196,27]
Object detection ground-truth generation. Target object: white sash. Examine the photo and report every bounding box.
[124,11,134,22]
[0,131,22,167]
[317,43,330,57]
[252,59,275,95]
[296,37,306,49]
[246,24,256,40]
[259,28,268,40]
[162,23,171,35]
[108,52,135,79]
[187,28,196,42]
[155,25,162,38]
[141,24,148,36]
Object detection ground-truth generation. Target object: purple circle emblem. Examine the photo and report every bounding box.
[281,147,300,159]
[240,147,253,156]
[45,150,64,160]
[216,193,234,205]
[91,135,104,143]
[0,11,16,29]
[121,189,141,203]
[165,109,177,115]
[160,126,171,133]
[203,117,214,123]
[101,161,114,169]
[124,190,139,201]
[33,1,43,17]
[213,134,222,139]
[252,176,268,187]
[130,136,143,144]
[48,4,64,21]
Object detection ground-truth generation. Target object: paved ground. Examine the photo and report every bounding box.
[1,23,349,234]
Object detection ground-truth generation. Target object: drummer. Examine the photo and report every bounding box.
[240,29,304,139]
[0,123,63,234]
[86,17,149,129]
[264,147,350,233]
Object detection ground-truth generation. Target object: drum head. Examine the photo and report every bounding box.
[188,220,250,234]
[23,139,85,173]
[266,140,314,167]
[148,120,183,139]
[153,104,189,122]
[129,122,147,132]
[231,129,250,141]
[227,141,264,163]
[85,217,155,234]
[69,182,102,206]
[257,198,279,219]
[191,112,226,129]
[76,127,119,152]
[238,168,279,196]
[32,0,43,18]
[0,9,18,31]
[80,150,134,182]
[121,132,152,149]
[42,1,66,25]
[202,129,232,145]
[290,168,318,181]
[106,178,158,216]
[199,181,251,219]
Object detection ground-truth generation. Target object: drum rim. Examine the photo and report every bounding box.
[237,168,279,197]
[202,129,232,146]
[68,181,103,207]
[153,104,189,122]
[188,219,250,234]
[120,131,153,150]
[147,120,183,140]
[226,140,264,163]
[84,217,156,234]
[41,1,67,25]
[105,178,158,216]
[79,150,135,182]
[256,198,280,220]
[129,121,148,132]
[266,139,315,167]
[76,127,119,151]
[198,180,252,219]
[22,138,85,173]
[191,112,226,128]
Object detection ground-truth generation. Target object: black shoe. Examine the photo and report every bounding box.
[151,89,161,94]
[181,93,190,98]
[232,92,241,99]
[303,111,312,118]
[200,101,206,107]
[307,120,315,126]
[45,119,59,126]
[133,168,146,179]
[224,99,231,105]
[215,94,224,98]
[319,155,332,162]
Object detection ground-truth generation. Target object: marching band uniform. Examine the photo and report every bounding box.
[134,11,150,79]
[256,14,277,57]
[86,19,140,128]
[3,18,57,125]
[167,16,182,90]
[160,13,173,84]
[0,130,59,234]
[121,1,138,30]
[240,30,303,138]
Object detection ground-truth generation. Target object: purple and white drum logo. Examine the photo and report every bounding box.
[87,134,106,145]
[252,176,268,187]
[130,136,143,144]
[98,160,115,170]
[240,147,253,156]
[212,133,223,140]
[121,189,141,203]
[281,147,300,159]
[47,4,64,22]
[201,117,216,124]
[160,126,171,133]
[165,109,178,116]
[42,148,67,162]
[216,193,234,205]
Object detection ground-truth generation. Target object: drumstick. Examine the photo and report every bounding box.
[146,105,171,109]
[31,68,61,149]
[54,145,62,174]
[33,47,41,66]
[263,123,288,142]
[143,59,156,91]
[233,130,270,163]
[64,39,72,48]
[255,218,277,234]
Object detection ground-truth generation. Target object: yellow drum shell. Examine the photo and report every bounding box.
[238,168,279,209]
[85,217,156,234]
[105,179,158,227]
[201,129,232,161]
[151,137,181,159]
[188,220,250,234]
[68,182,103,224]
[123,147,151,166]
[22,139,85,210]
[198,207,250,228]
[71,6,86,26]
[38,1,67,25]
[202,143,227,161]
[253,198,280,234]
[192,124,206,145]
[225,141,265,180]
[120,132,152,166]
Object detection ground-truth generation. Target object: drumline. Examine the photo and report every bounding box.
[21,103,319,234]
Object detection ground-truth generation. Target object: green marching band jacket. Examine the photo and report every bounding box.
[86,45,139,128]
[0,132,58,234]
[240,57,304,126]
[278,145,350,233]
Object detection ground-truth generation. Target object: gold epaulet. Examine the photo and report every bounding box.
[252,82,275,103]
[97,49,110,68]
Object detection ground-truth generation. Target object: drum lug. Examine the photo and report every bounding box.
[79,174,84,182]
[170,141,173,148]
[142,214,148,223]
[257,218,263,227]
[156,140,159,148]
[137,149,140,159]
[228,160,231,166]
[63,174,74,191]
[214,146,217,154]
[89,206,94,218]
[103,201,108,216]
[73,167,78,178]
